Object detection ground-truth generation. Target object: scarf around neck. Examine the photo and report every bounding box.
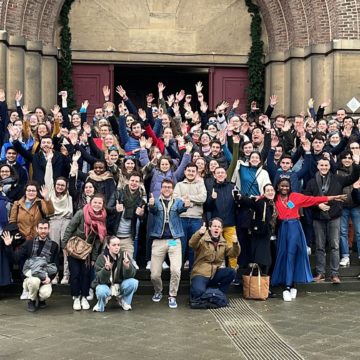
[83,203,107,242]
[122,186,141,219]
[31,236,52,262]
[315,172,331,195]
[87,170,114,182]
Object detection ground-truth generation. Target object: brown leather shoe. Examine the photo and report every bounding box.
[331,275,341,284]
[313,274,325,282]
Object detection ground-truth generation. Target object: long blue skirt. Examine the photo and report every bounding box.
[271,219,313,287]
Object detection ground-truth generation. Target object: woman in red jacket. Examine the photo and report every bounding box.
[271,177,346,302]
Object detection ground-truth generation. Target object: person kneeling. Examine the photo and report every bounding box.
[92,236,138,312]
[189,218,240,308]
[3,219,58,312]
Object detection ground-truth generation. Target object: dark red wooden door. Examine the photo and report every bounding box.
[209,67,248,114]
[72,64,114,120]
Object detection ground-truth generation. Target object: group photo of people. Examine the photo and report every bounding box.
[0,81,358,312]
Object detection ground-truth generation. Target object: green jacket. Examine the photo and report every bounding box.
[91,247,137,288]
[61,209,103,261]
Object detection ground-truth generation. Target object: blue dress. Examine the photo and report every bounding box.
[271,219,313,286]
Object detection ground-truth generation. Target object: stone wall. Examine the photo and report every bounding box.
[0,0,360,115]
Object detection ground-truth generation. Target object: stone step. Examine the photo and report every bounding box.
[3,275,360,297]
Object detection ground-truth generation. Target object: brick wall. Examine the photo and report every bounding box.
[0,0,359,50]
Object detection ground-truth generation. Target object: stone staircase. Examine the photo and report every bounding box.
[2,254,360,297]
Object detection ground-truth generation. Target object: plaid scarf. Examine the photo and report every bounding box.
[31,237,53,263]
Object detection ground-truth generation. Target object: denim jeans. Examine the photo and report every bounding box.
[180,218,202,267]
[190,268,236,299]
[340,207,360,258]
[313,218,341,276]
[95,278,139,312]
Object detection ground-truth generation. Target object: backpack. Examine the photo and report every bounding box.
[190,288,229,309]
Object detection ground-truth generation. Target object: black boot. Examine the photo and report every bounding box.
[38,300,47,309]
[27,300,37,312]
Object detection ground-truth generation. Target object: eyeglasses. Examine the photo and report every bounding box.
[125,155,136,160]
[26,189,37,192]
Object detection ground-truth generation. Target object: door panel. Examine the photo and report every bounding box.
[209,67,248,114]
[72,64,114,120]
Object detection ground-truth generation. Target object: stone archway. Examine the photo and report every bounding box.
[0,0,360,114]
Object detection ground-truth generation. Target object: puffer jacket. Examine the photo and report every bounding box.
[189,230,240,279]
[23,256,57,280]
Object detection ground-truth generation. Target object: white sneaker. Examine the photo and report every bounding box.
[307,246,312,256]
[132,259,139,270]
[119,298,132,311]
[20,290,29,300]
[87,288,94,301]
[162,261,169,269]
[81,297,90,310]
[73,297,81,310]
[282,290,292,302]
[146,261,151,270]
[60,276,69,285]
[51,276,59,285]
[92,302,101,312]
[339,257,350,267]
[290,288,297,299]
[184,260,189,269]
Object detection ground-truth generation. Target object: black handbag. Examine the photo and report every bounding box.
[250,202,267,236]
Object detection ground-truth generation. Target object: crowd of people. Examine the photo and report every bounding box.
[0,81,359,312]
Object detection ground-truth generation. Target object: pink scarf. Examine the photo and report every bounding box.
[83,203,107,242]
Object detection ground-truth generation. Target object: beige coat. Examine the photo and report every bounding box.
[189,230,240,279]
[9,197,55,240]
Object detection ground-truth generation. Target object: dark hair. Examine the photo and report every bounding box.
[263,183,274,192]
[130,121,143,131]
[312,133,326,142]
[91,193,106,203]
[40,134,52,141]
[340,150,353,160]
[55,176,69,191]
[241,141,253,150]
[214,166,226,173]
[129,171,142,180]
[161,179,174,188]
[210,140,222,148]
[34,107,46,116]
[0,163,19,182]
[158,156,174,170]
[121,158,140,176]
[37,219,50,227]
[275,114,287,122]
[24,180,40,196]
[106,235,120,245]
[280,154,292,162]
[5,146,17,154]
[93,160,107,167]
[209,217,223,227]
[275,177,292,194]
[185,162,198,171]
[317,156,330,164]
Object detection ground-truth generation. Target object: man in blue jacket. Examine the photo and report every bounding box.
[149,179,190,309]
